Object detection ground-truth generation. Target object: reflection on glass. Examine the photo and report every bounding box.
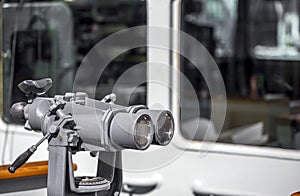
[184,0,237,57]
[180,0,300,150]
[249,0,300,59]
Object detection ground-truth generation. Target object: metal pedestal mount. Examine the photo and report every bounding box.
[45,111,122,196]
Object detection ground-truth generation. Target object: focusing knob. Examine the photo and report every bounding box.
[18,78,53,98]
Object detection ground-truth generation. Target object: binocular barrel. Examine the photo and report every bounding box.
[86,98,175,146]
[10,93,175,151]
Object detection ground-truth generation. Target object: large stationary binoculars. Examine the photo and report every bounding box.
[10,78,174,152]
[8,78,174,195]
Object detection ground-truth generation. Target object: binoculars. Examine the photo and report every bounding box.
[8,78,174,195]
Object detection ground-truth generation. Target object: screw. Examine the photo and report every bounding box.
[49,125,58,134]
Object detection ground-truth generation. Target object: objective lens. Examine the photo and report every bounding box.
[156,111,174,145]
[110,113,154,150]
[134,115,153,150]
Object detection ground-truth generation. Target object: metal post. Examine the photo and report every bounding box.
[47,146,68,196]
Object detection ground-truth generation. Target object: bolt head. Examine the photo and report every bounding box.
[49,125,58,134]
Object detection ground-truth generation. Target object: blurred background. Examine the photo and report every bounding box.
[180,0,300,150]
[2,0,300,151]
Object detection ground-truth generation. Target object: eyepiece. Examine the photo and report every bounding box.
[10,102,27,120]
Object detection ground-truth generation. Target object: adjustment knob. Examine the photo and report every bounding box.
[18,78,53,97]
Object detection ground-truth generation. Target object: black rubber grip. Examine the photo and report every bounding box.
[8,149,34,173]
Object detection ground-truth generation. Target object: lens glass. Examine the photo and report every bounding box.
[134,115,153,150]
[156,112,174,145]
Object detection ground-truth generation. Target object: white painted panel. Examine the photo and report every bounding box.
[122,145,300,196]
